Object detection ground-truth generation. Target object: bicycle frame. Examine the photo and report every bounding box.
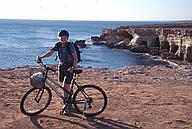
[35,60,89,106]
[42,65,82,104]
[45,76,69,100]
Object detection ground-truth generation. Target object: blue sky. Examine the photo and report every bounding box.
[0,0,191,21]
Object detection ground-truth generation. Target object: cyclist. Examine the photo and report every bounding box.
[36,30,78,115]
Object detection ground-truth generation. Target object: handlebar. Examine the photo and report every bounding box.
[35,59,56,72]
[35,59,83,75]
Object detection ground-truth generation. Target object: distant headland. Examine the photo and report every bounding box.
[91,22,192,63]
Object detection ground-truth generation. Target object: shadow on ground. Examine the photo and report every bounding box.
[30,114,141,129]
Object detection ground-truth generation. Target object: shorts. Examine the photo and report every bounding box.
[58,63,73,84]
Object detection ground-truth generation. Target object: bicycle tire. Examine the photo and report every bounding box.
[20,86,52,116]
[73,85,107,117]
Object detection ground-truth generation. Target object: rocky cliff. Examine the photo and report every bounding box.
[91,22,192,62]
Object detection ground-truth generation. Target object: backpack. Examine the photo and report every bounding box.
[66,42,81,63]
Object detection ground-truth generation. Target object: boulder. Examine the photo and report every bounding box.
[75,40,86,48]
[114,40,130,49]
[130,45,147,53]
[91,36,103,45]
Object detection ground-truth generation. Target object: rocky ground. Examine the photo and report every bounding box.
[0,64,192,129]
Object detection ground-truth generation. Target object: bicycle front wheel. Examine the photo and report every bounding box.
[20,86,52,116]
[73,85,107,117]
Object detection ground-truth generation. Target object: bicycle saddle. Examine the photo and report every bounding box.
[73,69,83,74]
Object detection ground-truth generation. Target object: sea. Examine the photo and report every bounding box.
[0,19,174,69]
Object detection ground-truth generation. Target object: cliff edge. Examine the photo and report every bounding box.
[91,22,192,62]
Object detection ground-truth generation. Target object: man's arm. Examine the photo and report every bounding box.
[72,52,78,68]
[37,50,54,60]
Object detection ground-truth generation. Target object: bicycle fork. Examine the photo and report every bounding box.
[34,88,44,103]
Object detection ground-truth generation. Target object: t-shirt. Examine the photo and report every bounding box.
[51,42,76,64]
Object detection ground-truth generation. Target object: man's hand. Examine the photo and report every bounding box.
[36,56,40,60]
[36,56,42,63]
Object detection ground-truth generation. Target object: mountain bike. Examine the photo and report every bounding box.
[20,60,107,117]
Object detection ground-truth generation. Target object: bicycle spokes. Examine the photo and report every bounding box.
[73,85,107,116]
[20,87,52,116]
[80,89,89,99]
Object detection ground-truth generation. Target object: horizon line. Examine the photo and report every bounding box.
[0,18,192,22]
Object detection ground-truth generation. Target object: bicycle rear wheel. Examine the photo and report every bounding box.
[73,85,107,117]
[20,86,52,116]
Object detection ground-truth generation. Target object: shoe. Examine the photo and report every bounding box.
[63,106,70,115]
[61,105,71,116]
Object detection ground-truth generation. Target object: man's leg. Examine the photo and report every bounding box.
[63,83,71,98]
[62,71,73,115]
[64,70,73,98]
[61,83,71,115]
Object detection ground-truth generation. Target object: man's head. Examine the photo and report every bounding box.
[58,30,69,43]
[59,30,69,38]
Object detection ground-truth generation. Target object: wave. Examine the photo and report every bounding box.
[142,53,179,67]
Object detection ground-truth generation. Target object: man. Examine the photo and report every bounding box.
[36,30,78,115]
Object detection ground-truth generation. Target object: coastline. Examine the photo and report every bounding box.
[1,20,189,69]
[91,22,192,64]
